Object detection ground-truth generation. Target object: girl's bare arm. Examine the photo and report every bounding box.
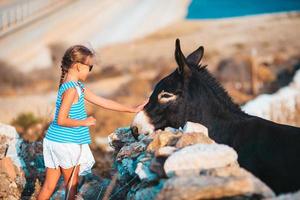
[84,87,146,113]
[57,88,86,127]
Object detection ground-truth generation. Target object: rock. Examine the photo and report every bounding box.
[139,136,153,147]
[135,161,158,182]
[116,141,147,161]
[175,132,214,148]
[147,130,182,152]
[0,123,23,168]
[164,143,238,177]
[0,157,17,180]
[155,146,177,157]
[29,179,42,200]
[199,164,275,198]
[108,126,137,150]
[0,172,21,200]
[199,162,241,177]
[150,157,167,178]
[130,180,165,200]
[16,140,44,197]
[136,152,152,163]
[117,157,136,178]
[19,140,44,175]
[164,126,182,133]
[137,133,147,141]
[156,170,275,200]
[265,190,300,200]
[51,173,111,200]
[76,174,111,200]
[183,121,208,137]
[115,151,151,181]
[0,123,27,198]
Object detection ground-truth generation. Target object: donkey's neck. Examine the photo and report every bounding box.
[187,69,251,142]
[188,102,248,130]
[197,69,243,112]
[187,98,250,142]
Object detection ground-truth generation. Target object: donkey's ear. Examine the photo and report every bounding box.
[186,46,204,66]
[175,38,191,76]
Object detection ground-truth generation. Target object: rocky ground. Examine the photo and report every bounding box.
[2,119,300,199]
[101,121,300,200]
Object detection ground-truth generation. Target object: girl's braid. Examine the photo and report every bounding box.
[58,50,73,88]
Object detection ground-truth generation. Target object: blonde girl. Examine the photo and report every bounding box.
[37,45,147,200]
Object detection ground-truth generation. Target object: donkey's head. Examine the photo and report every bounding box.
[132,39,243,134]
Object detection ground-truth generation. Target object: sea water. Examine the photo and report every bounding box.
[186,0,300,19]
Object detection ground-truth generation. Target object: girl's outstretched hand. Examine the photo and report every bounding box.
[132,98,149,113]
[84,116,96,126]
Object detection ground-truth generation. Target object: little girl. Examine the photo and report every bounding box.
[37,45,147,200]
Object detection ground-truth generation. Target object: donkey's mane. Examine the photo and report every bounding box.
[193,65,244,114]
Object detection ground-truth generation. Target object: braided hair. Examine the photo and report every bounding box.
[59,45,95,88]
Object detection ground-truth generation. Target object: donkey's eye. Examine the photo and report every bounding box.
[161,93,173,98]
[158,90,177,104]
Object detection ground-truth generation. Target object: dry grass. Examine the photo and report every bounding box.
[10,112,50,142]
[0,61,32,96]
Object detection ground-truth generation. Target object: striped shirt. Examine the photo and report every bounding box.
[45,80,91,144]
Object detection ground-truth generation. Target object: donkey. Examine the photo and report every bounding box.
[132,38,300,194]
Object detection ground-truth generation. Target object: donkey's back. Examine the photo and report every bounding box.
[231,116,300,194]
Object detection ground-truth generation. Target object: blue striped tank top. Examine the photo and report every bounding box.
[45,80,91,144]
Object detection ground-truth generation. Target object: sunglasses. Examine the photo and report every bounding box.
[77,62,93,72]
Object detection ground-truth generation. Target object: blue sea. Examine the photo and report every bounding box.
[186,0,300,19]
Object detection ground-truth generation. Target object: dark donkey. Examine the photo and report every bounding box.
[132,39,300,194]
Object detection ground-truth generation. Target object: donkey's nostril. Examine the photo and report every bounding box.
[130,126,139,140]
[132,111,155,135]
[131,126,138,134]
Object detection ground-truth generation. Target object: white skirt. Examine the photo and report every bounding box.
[43,138,95,176]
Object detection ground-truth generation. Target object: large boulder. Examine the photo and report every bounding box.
[164,143,238,177]
[0,123,26,198]
[156,169,274,200]
[0,123,23,168]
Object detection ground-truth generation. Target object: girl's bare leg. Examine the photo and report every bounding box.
[37,167,61,200]
[61,165,80,200]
